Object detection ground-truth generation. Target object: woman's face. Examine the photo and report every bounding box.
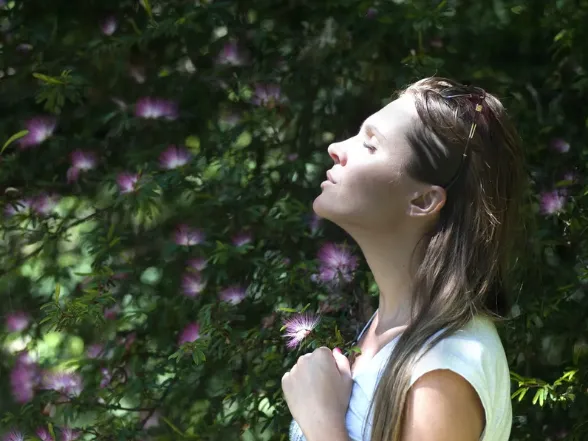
[313,94,428,232]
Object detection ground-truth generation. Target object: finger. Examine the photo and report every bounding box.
[332,348,351,378]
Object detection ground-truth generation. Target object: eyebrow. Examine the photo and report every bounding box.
[360,122,386,141]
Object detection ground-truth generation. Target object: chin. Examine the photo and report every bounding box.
[312,194,348,225]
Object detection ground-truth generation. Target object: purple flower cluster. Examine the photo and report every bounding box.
[135,97,178,120]
[315,242,359,286]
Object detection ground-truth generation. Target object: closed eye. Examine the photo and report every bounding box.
[363,142,376,152]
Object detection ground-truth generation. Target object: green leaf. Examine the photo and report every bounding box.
[1,130,29,154]
[55,283,61,302]
[140,0,154,20]
[32,72,64,84]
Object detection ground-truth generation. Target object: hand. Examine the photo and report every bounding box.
[281,347,353,440]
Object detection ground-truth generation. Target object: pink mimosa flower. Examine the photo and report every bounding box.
[60,428,81,441]
[182,273,206,298]
[159,145,191,169]
[174,224,204,246]
[539,190,567,215]
[135,97,178,120]
[252,83,284,107]
[35,427,54,441]
[4,198,31,216]
[3,430,25,441]
[100,368,112,388]
[101,16,118,36]
[187,257,207,272]
[178,322,200,345]
[232,231,252,247]
[19,116,56,149]
[6,311,30,332]
[67,150,97,182]
[86,343,105,359]
[550,138,570,153]
[219,285,247,305]
[104,304,119,320]
[10,353,39,403]
[41,371,83,398]
[282,313,320,349]
[316,242,359,284]
[216,41,247,66]
[117,172,140,193]
[32,193,59,215]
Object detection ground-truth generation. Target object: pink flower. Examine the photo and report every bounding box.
[67,150,97,182]
[316,242,359,284]
[539,190,567,215]
[182,273,206,298]
[10,353,39,403]
[86,343,105,359]
[282,313,320,349]
[104,304,119,320]
[178,322,200,345]
[35,427,54,441]
[6,311,30,332]
[4,198,31,216]
[100,368,112,388]
[550,138,570,153]
[216,41,247,66]
[60,428,81,441]
[232,231,252,247]
[174,224,204,246]
[135,97,178,120]
[187,257,207,272]
[117,172,140,193]
[252,83,284,107]
[219,285,247,305]
[561,171,579,185]
[101,16,118,36]
[19,116,56,149]
[32,193,59,215]
[2,430,24,441]
[41,371,83,398]
[159,145,191,169]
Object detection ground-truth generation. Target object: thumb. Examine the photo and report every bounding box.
[332,348,351,378]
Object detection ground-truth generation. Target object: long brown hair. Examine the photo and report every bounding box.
[365,77,526,441]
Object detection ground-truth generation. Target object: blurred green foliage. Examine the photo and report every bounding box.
[0,0,587,440]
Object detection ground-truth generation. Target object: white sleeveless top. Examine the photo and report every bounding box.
[289,311,512,441]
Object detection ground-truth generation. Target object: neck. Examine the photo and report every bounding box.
[346,223,426,334]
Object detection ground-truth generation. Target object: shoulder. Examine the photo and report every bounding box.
[401,315,507,440]
[401,368,485,441]
[410,314,505,387]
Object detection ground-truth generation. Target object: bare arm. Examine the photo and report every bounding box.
[400,369,485,441]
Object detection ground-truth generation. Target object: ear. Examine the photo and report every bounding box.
[408,185,446,218]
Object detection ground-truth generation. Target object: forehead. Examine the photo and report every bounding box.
[362,94,418,141]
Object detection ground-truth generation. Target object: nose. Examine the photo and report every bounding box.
[328,142,347,166]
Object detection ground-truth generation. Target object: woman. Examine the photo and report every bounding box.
[282,77,524,441]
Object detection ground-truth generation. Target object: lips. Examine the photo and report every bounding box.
[326,170,336,184]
